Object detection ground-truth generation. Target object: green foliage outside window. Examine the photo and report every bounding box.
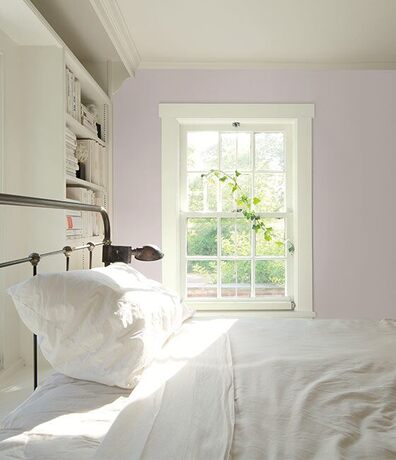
[188,170,286,288]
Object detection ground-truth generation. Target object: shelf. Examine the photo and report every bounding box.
[66,176,105,192]
[65,234,105,244]
[65,113,106,147]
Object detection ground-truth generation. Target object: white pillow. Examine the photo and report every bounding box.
[8,263,194,389]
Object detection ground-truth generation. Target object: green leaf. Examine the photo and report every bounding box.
[235,170,241,177]
[253,197,261,205]
[219,176,228,182]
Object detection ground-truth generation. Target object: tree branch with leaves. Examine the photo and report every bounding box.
[202,169,274,241]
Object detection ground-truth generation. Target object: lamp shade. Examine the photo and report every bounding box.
[131,245,163,261]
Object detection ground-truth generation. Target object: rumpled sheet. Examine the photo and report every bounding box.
[96,318,396,460]
[1,318,396,459]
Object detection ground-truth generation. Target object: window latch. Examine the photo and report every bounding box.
[287,240,295,255]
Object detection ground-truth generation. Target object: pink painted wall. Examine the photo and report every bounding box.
[112,69,396,319]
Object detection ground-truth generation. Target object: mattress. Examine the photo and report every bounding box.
[1,318,396,460]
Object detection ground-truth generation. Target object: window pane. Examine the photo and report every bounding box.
[187,218,217,256]
[255,132,284,171]
[237,133,251,170]
[187,260,217,298]
[220,133,236,170]
[187,173,217,211]
[221,260,251,298]
[256,218,285,256]
[187,131,218,170]
[222,173,251,212]
[255,260,285,296]
[221,218,251,256]
[254,173,285,212]
[221,132,251,171]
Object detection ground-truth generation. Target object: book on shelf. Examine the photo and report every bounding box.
[81,103,99,136]
[65,67,81,122]
[76,139,106,186]
[66,210,83,239]
[65,127,78,177]
[66,188,106,237]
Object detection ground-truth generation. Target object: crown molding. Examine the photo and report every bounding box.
[89,0,140,76]
[139,60,396,70]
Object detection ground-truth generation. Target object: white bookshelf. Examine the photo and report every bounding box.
[62,30,112,248]
[65,113,106,148]
[0,0,113,382]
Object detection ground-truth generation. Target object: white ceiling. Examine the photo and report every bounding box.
[108,0,396,70]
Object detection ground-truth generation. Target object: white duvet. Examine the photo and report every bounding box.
[1,318,396,459]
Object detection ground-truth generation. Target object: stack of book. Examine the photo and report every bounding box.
[81,104,97,135]
[65,128,79,178]
[65,210,83,239]
[66,188,106,237]
[65,67,81,121]
[76,139,106,186]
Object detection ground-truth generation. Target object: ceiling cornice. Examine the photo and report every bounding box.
[139,60,396,70]
[89,0,140,76]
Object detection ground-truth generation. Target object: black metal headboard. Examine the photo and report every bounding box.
[0,192,163,389]
[0,192,113,389]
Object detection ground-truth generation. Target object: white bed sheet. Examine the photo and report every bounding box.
[1,318,396,460]
[0,372,131,459]
[97,318,396,460]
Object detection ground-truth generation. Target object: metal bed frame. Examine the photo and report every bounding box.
[0,192,162,390]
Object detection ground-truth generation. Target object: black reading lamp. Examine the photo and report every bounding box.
[103,244,163,265]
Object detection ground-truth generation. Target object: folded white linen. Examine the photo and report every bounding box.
[95,319,236,460]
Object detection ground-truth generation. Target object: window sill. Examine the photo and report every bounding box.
[193,310,316,319]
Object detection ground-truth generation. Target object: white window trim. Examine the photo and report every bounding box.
[160,103,314,317]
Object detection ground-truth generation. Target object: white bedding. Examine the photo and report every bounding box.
[0,373,131,459]
[1,318,396,459]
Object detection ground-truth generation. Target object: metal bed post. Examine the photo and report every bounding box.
[63,246,72,272]
[29,253,40,390]
[87,242,95,270]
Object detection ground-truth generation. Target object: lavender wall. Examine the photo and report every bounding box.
[113,69,396,319]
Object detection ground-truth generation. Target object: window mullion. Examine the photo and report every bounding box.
[217,133,221,298]
[217,216,221,298]
[251,131,256,298]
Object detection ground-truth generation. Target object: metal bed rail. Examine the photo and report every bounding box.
[0,192,163,390]
[0,192,112,389]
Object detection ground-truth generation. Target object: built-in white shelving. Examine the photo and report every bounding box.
[0,0,113,383]
[63,36,112,248]
[65,113,106,147]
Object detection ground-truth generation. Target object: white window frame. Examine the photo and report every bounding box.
[160,104,314,317]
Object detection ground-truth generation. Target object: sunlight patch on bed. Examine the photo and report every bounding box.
[131,318,237,402]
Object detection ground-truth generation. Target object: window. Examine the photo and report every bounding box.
[160,104,314,316]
